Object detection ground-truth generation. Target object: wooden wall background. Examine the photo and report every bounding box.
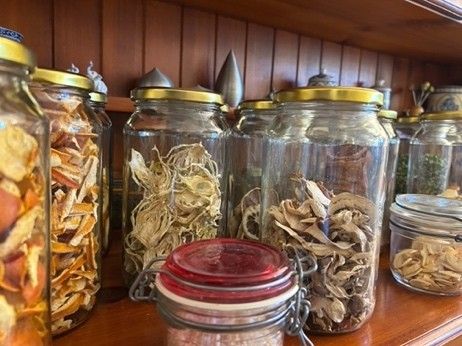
[2,0,460,173]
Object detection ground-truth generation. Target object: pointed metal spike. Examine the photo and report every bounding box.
[138,68,174,88]
[214,50,244,108]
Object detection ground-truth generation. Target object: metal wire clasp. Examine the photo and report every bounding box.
[129,257,167,302]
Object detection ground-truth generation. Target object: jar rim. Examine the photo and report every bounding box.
[421,111,462,121]
[0,37,35,70]
[89,91,107,104]
[396,116,420,124]
[378,110,397,120]
[238,99,275,110]
[131,87,224,105]
[32,68,93,91]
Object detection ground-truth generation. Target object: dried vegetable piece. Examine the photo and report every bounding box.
[265,175,377,332]
[0,125,48,344]
[125,143,221,278]
[392,236,462,293]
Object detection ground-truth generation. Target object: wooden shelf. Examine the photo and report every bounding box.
[106,96,133,113]
[54,230,462,346]
[171,0,462,63]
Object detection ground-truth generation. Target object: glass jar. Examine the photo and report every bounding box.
[0,37,51,345]
[390,194,462,295]
[227,100,277,240]
[394,116,420,195]
[261,87,388,333]
[130,238,316,346]
[123,88,228,286]
[89,91,112,255]
[378,110,400,248]
[29,68,102,335]
[407,112,462,195]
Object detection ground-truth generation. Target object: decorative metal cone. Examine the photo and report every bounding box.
[138,67,174,88]
[215,50,243,108]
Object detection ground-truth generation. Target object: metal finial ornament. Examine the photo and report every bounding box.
[138,68,174,88]
[67,63,80,74]
[307,67,337,87]
[409,81,433,116]
[215,50,244,108]
[86,61,108,94]
[373,79,391,109]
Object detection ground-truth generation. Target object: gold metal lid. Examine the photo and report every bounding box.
[274,87,383,106]
[238,99,276,110]
[220,104,230,113]
[89,91,107,104]
[378,110,398,120]
[0,37,35,69]
[421,111,462,121]
[131,87,224,105]
[32,68,93,90]
[396,116,420,124]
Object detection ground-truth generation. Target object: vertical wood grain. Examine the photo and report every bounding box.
[181,8,216,88]
[297,36,321,86]
[340,45,360,86]
[102,0,143,96]
[321,41,342,85]
[358,50,378,87]
[2,0,53,67]
[272,30,298,91]
[215,16,246,82]
[424,63,449,87]
[244,23,274,99]
[54,0,101,72]
[144,1,182,86]
[390,57,410,111]
[376,53,394,87]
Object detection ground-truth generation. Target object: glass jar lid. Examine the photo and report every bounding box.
[32,68,93,91]
[131,87,224,105]
[0,37,35,69]
[421,111,462,121]
[378,110,397,119]
[274,87,383,106]
[238,99,275,110]
[89,91,107,104]
[158,238,295,303]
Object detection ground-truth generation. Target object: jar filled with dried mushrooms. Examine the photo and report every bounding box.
[407,112,462,195]
[393,115,420,195]
[89,91,112,255]
[0,37,51,345]
[261,87,388,333]
[378,110,400,248]
[123,87,228,286]
[390,194,462,295]
[227,99,277,240]
[29,68,102,335]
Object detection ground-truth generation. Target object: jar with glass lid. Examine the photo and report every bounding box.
[123,87,228,286]
[29,68,102,335]
[89,91,112,255]
[0,37,51,345]
[261,87,388,333]
[394,115,420,195]
[407,112,462,196]
[378,110,400,248]
[227,99,277,240]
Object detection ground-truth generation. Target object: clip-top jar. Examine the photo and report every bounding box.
[407,112,462,195]
[227,100,277,240]
[89,91,112,255]
[262,87,388,333]
[0,37,51,345]
[30,68,102,335]
[123,88,228,286]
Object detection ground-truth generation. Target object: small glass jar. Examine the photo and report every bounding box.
[393,116,420,195]
[123,88,228,286]
[390,194,462,295]
[89,91,112,255]
[227,100,277,240]
[262,87,388,333]
[407,112,462,195]
[0,37,51,345]
[378,110,400,248]
[130,238,316,346]
[30,68,102,335]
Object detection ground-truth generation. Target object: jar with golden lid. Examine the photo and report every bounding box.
[123,87,228,286]
[0,37,51,344]
[261,87,388,333]
[29,68,102,335]
[89,91,112,255]
[227,100,277,240]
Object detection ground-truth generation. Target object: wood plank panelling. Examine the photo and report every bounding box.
[391,58,411,111]
[340,45,360,86]
[272,30,298,91]
[358,50,378,88]
[144,1,182,86]
[321,41,342,85]
[297,36,322,86]
[377,54,394,87]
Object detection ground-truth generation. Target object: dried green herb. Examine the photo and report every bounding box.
[413,154,449,195]
[395,154,409,194]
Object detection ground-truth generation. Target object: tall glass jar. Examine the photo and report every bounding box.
[394,116,420,195]
[123,88,228,286]
[378,110,400,248]
[261,87,388,333]
[29,69,102,335]
[407,112,462,195]
[89,92,112,255]
[0,37,51,345]
[227,100,276,240]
